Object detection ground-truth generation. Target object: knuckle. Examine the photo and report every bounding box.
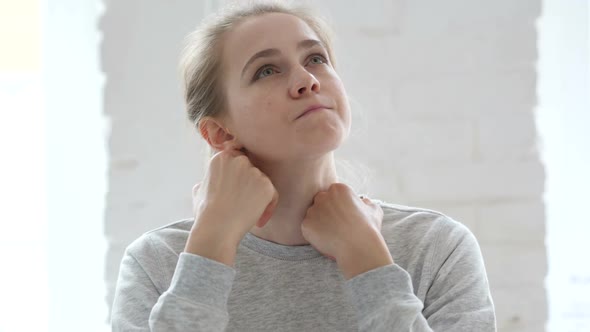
[213,150,232,164]
[301,219,311,232]
[234,154,247,163]
[257,174,274,193]
[262,178,274,196]
[314,191,327,202]
[376,206,384,216]
[252,168,266,181]
[329,182,349,193]
[210,151,223,163]
[220,149,232,158]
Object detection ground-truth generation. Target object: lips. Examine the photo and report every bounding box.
[296,104,330,120]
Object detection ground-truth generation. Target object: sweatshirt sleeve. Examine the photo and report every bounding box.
[343,222,496,331]
[111,236,237,331]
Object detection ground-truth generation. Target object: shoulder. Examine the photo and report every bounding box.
[120,218,194,291]
[125,218,194,264]
[369,198,477,262]
[109,218,195,297]
[372,199,472,242]
[369,198,485,282]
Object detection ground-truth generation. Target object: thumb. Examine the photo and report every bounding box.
[359,194,372,204]
[256,189,279,228]
[192,182,201,196]
[192,182,202,215]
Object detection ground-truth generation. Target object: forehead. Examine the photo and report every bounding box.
[222,12,320,74]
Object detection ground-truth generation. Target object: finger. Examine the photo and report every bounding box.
[224,147,246,158]
[212,143,246,160]
[256,189,279,228]
[310,244,336,262]
[192,183,202,215]
[223,141,247,155]
[359,195,372,204]
[192,182,201,197]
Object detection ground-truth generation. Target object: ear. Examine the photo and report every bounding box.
[198,116,239,152]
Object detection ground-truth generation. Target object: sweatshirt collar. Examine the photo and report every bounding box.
[240,231,322,261]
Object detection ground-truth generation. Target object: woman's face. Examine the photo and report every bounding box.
[220,12,351,162]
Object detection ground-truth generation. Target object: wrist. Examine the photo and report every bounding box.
[185,213,240,267]
[337,230,394,280]
[184,230,238,267]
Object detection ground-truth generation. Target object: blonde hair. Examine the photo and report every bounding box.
[178,0,336,153]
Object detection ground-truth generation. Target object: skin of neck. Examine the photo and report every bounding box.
[246,151,339,246]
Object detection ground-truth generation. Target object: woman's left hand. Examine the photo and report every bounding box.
[301,183,385,262]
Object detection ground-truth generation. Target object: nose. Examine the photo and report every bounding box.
[289,67,320,98]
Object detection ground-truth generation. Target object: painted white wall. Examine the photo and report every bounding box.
[101,1,547,331]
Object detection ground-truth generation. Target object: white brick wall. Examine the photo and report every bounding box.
[103,0,546,330]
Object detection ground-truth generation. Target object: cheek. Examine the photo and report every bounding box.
[242,92,276,120]
[328,76,352,133]
[328,77,350,113]
[236,97,282,137]
[320,69,347,99]
[329,73,347,98]
[248,85,286,123]
[228,87,269,121]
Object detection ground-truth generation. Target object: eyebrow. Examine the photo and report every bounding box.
[240,39,325,79]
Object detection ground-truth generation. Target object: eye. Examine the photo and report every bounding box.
[254,65,278,80]
[308,54,328,65]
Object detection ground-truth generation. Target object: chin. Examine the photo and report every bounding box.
[255,127,348,161]
[300,133,345,159]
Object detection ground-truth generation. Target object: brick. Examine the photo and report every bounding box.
[370,118,473,165]
[477,201,545,245]
[334,157,378,195]
[399,160,544,201]
[314,0,403,33]
[409,203,479,234]
[392,70,536,120]
[480,244,547,288]
[365,168,405,204]
[390,35,535,78]
[477,111,539,162]
[500,323,546,332]
[334,34,395,85]
[386,15,538,80]
[343,89,394,142]
[492,285,547,331]
[401,0,540,34]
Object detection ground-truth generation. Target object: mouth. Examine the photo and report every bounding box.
[296,105,330,120]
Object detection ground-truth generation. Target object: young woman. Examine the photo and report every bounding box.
[111,1,497,331]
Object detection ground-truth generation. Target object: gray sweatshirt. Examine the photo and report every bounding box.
[111,200,496,331]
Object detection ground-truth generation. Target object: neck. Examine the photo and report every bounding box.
[247,153,339,246]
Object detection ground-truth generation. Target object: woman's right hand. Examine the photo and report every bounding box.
[189,146,279,251]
